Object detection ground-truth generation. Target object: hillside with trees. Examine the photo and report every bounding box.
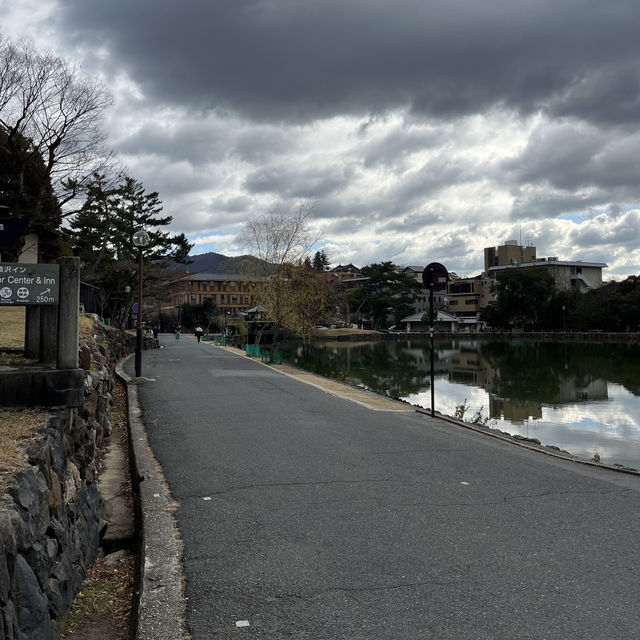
[173,251,272,275]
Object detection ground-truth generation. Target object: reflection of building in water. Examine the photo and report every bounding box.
[447,344,496,388]
[489,377,608,423]
[442,341,610,421]
[555,377,608,402]
[490,396,543,423]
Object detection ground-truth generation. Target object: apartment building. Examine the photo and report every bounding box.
[446,241,607,324]
[484,240,536,271]
[484,240,606,292]
[446,275,493,318]
[488,258,606,292]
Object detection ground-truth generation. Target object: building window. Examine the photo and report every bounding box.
[449,282,473,294]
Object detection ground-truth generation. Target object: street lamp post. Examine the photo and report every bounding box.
[133,229,151,377]
[422,263,449,417]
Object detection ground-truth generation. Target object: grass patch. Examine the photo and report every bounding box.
[60,551,135,639]
[64,579,119,619]
[0,409,48,489]
[0,307,25,348]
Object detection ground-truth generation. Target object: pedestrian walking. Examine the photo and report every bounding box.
[175,327,181,341]
[195,326,204,343]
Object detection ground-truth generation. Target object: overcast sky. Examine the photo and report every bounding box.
[3,0,640,278]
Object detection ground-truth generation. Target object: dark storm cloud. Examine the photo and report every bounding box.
[57,0,640,124]
[510,189,603,221]
[116,121,229,164]
[361,127,447,169]
[504,122,640,193]
[231,127,297,164]
[244,163,355,199]
[569,210,640,250]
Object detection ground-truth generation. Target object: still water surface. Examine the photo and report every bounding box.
[280,338,640,470]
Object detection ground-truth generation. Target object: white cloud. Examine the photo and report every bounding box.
[2,1,640,279]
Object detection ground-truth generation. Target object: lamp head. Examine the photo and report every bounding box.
[132,229,151,248]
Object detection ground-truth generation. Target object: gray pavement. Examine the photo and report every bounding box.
[124,334,640,640]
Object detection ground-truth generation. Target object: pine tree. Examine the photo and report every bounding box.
[312,250,329,272]
[67,173,193,322]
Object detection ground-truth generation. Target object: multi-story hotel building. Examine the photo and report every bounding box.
[446,240,607,322]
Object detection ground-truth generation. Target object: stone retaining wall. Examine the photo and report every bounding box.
[0,316,135,640]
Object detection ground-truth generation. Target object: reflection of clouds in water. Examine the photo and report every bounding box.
[403,378,640,470]
[540,384,640,439]
[406,379,489,417]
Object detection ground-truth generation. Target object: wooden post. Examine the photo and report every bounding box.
[42,306,58,364]
[24,306,41,360]
[57,257,80,369]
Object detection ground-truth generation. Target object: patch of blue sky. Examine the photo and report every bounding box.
[557,212,591,222]
[558,203,639,222]
[188,231,228,255]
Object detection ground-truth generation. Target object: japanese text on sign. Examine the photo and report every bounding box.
[0,263,60,305]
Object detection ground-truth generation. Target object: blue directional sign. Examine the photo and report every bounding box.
[0,263,60,305]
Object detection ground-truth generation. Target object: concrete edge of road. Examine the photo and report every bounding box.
[421,408,640,477]
[116,355,189,640]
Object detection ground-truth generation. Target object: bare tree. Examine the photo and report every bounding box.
[0,37,114,216]
[286,263,335,342]
[241,202,320,349]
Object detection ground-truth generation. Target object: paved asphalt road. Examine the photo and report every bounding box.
[126,335,640,640]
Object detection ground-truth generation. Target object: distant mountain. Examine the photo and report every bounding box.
[171,251,271,275]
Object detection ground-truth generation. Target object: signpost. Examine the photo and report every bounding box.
[422,262,449,417]
[0,263,60,306]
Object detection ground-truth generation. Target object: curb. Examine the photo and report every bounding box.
[419,408,640,476]
[116,356,188,640]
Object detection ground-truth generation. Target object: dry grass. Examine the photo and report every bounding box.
[314,328,382,337]
[0,307,25,348]
[79,314,95,340]
[0,409,48,489]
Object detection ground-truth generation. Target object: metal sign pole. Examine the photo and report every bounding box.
[429,286,435,417]
[422,262,449,419]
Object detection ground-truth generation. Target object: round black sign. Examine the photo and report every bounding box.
[422,262,449,290]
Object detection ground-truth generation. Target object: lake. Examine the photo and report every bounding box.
[279,338,640,470]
